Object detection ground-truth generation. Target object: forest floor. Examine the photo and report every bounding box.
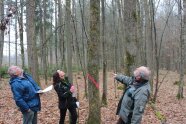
[0,70,186,124]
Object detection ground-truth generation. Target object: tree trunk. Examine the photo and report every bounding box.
[0,0,4,68]
[58,0,65,69]
[15,0,18,65]
[79,0,88,98]
[124,0,137,75]
[26,0,40,85]
[55,0,58,68]
[87,0,101,123]
[43,0,48,84]
[101,0,107,105]
[150,0,158,103]
[19,0,25,68]
[177,0,184,99]
[8,23,10,66]
[49,1,53,67]
[65,0,73,83]
[144,0,154,93]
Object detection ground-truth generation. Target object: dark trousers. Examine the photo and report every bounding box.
[117,118,126,124]
[59,107,77,124]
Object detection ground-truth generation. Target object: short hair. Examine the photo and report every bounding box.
[7,65,22,77]
[134,66,151,80]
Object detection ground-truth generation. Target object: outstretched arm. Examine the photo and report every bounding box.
[113,73,133,85]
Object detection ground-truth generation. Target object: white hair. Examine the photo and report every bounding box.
[134,66,151,80]
[7,65,23,77]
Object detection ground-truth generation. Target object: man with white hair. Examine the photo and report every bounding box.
[8,65,41,124]
[113,66,151,124]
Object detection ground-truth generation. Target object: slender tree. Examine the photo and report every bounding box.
[43,0,48,84]
[101,0,107,105]
[177,0,184,99]
[79,0,88,97]
[65,0,73,82]
[54,0,58,68]
[0,0,4,68]
[15,0,18,65]
[144,0,154,92]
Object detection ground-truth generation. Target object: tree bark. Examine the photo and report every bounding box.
[19,0,25,68]
[101,0,107,105]
[124,0,137,75]
[26,0,40,85]
[87,0,101,123]
[43,0,48,84]
[65,0,73,83]
[177,0,184,99]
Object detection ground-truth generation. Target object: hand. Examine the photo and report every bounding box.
[70,85,75,93]
[37,90,43,94]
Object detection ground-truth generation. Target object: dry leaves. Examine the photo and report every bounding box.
[0,70,186,124]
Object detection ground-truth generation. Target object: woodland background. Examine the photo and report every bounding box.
[0,0,186,123]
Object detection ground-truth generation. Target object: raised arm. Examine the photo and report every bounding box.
[114,74,133,86]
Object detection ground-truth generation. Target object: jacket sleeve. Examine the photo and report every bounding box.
[54,84,72,99]
[131,89,149,124]
[11,82,29,111]
[115,74,133,85]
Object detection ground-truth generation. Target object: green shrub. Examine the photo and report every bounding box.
[0,66,9,78]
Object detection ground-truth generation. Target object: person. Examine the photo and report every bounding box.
[113,66,151,124]
[53,70,77,124]
[7,65,41,124]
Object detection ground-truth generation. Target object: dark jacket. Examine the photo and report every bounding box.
[54,77,77,109]
[115,74,151,124]
[9,73,41,113]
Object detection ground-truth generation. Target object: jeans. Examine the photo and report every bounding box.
[59,107,77,124]
[23,110,37,124]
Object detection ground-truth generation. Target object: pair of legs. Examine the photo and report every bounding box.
[23,110,37,124]
[59,107,77,124]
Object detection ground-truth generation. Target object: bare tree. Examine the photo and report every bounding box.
[177,0,184,99]
[43,0,48,84]
[101,0,107,105]
[15,0,18,65]
[65,0,73,83]
[0,0,4,68]
[18,0,25,68]
[144,0,154,92]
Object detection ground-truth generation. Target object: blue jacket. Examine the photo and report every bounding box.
[9,73,41,113]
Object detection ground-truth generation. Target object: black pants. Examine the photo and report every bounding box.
[59,107,77,124]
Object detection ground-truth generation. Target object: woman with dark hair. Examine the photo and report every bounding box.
[53,70,77,124]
